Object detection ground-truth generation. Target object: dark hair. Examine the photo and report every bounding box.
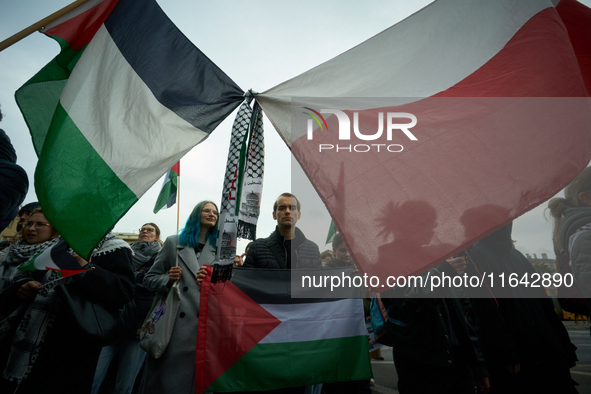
[245,241,253,253]
[18,202,41,217]
[273,193,301,212]
[332,233,345,251]
[179,201,218,248]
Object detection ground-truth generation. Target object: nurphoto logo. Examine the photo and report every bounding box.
[303,108,418,153]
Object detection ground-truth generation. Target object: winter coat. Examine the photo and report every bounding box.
[324,256,354,268]
[243,227,321,269]
[467,223,578,393]
[141,235,216,394]
[0,246,134,394]
[0,129,28,230]
[383,261,487,377]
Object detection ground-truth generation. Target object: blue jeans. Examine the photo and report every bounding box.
[92,337,147,394]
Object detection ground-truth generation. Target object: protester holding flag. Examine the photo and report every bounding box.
[92,223,163,394]
[141,201,218,394]
[0,210,134,393]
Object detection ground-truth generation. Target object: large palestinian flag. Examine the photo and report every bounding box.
[15,0,243,258]
[256,0,591,284]
[195,266,371,393]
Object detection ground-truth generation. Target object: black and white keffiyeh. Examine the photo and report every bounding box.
[217,94,265,262]
[237,101,264,240]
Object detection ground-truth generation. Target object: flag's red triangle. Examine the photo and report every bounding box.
[45,0,120,51]
[196,266,281,393]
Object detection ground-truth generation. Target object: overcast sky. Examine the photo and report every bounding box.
[1,0,589,259]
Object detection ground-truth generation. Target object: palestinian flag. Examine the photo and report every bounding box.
[18,239,86,277]
[153,161,180,214]
[257,0,591,283]
[15,0,243,258]
[196,266,371,393]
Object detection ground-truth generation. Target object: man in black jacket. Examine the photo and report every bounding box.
[244,193,321,269]
[242,193,321,394]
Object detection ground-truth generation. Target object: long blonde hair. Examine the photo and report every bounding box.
[548,167,591,254]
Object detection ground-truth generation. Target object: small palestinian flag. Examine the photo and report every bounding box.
[153,161,180,214]
[18,239,86,277]
[195,266,372,393]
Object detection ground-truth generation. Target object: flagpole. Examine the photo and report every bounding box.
[174,164,181,269]
[176,166,181,234]
[0,0,93,52]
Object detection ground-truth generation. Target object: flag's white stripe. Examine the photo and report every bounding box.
[259,299,366,344]
[258,0,552,142]
[61,25,208,197]
[42,0,107,32]
[32,247,59,270]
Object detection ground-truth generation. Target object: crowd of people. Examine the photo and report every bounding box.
[0,126,589,394]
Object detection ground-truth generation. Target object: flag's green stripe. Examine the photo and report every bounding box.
[208,336,372,392]
[35,103,137,258]
[15,36,85,157]
[17,254,40,272]
[153,172,177,213]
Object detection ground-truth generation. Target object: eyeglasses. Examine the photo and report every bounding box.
[24,221,50,229]
[202,208,219,216]
[139,227,156,233]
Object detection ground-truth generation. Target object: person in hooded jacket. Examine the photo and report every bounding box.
[464,222,578,394]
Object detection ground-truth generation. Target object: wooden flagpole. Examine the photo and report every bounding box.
[0,0,93,52]
[174,162,181,268]
[176,165,181,233]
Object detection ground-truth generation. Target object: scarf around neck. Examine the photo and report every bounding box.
[130,241,161,270]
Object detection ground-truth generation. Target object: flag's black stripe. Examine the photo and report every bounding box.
[215,266,364,304]
[104,0,243,133]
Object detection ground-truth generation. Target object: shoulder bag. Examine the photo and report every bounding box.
[56,283,136,345]
[139,282,181,358]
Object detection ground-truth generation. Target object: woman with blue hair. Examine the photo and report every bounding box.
[141,201,219,394]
